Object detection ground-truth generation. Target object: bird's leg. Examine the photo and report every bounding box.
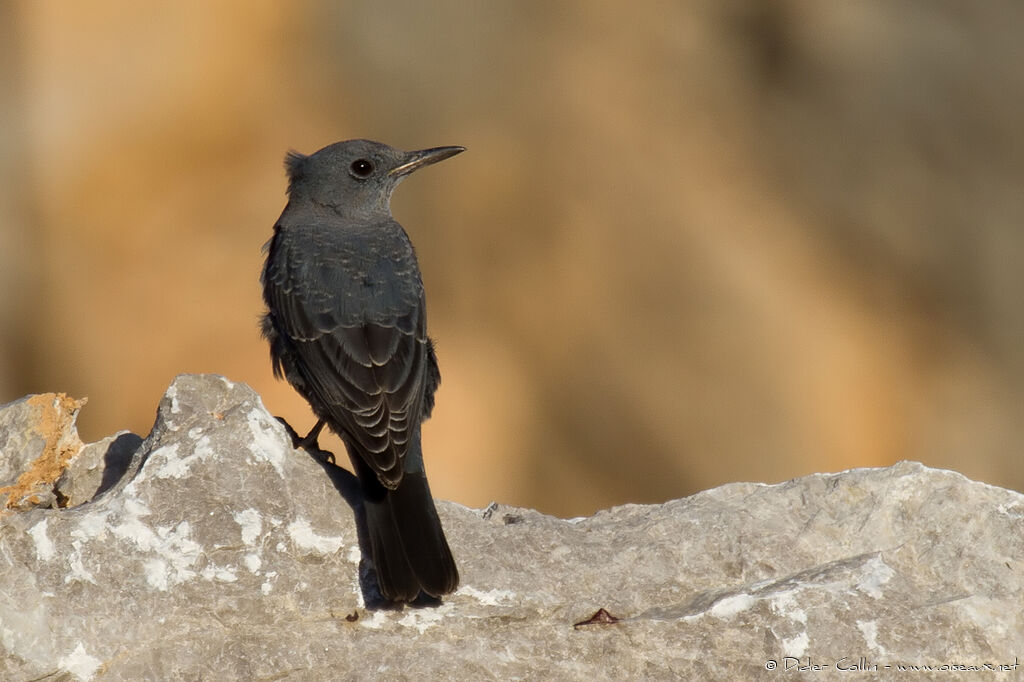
[275,417,334,464]
[299,419,337,465]
[297,419,326,451]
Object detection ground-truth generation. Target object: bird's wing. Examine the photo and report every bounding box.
[263,224,428,488]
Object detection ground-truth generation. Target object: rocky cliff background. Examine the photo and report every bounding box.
[1,2,1022,516]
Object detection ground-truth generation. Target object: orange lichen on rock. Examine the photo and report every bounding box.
[0,393,86,510]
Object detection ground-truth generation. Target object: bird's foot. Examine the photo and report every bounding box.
[275,417,334,464]
[296,419,326,451]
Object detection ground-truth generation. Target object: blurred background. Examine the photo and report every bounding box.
[1,1,1021,517]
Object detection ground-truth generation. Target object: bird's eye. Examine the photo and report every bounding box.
[350,159,374,178]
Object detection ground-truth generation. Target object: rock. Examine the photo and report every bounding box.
[1,374,1022,680]
[0,392,87,509]
[0,391,142,511]
[53,430,143,508]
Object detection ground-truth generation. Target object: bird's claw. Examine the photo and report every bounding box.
[296,419,326,450]
[275,417,334,464]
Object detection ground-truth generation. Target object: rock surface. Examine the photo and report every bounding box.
[1,374,1022,680]
[0,392,142,512]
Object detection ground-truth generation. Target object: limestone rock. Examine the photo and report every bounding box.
[0,392,87,509]
[0,374,1022,680]
[53,430,144,508]
[0,392,142,511]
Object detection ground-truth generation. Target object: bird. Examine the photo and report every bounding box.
[260,139,462,602]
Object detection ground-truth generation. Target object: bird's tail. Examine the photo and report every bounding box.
[357,456,459,602]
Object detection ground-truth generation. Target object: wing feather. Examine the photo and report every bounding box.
[262,222,435,488]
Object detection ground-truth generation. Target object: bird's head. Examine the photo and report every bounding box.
[283,139,464,220]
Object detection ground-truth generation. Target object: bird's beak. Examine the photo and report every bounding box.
[389,146,466,177]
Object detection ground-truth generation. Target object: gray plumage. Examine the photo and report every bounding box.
[261,139,462,601]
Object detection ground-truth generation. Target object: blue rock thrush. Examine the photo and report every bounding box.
[261,139,463,602]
